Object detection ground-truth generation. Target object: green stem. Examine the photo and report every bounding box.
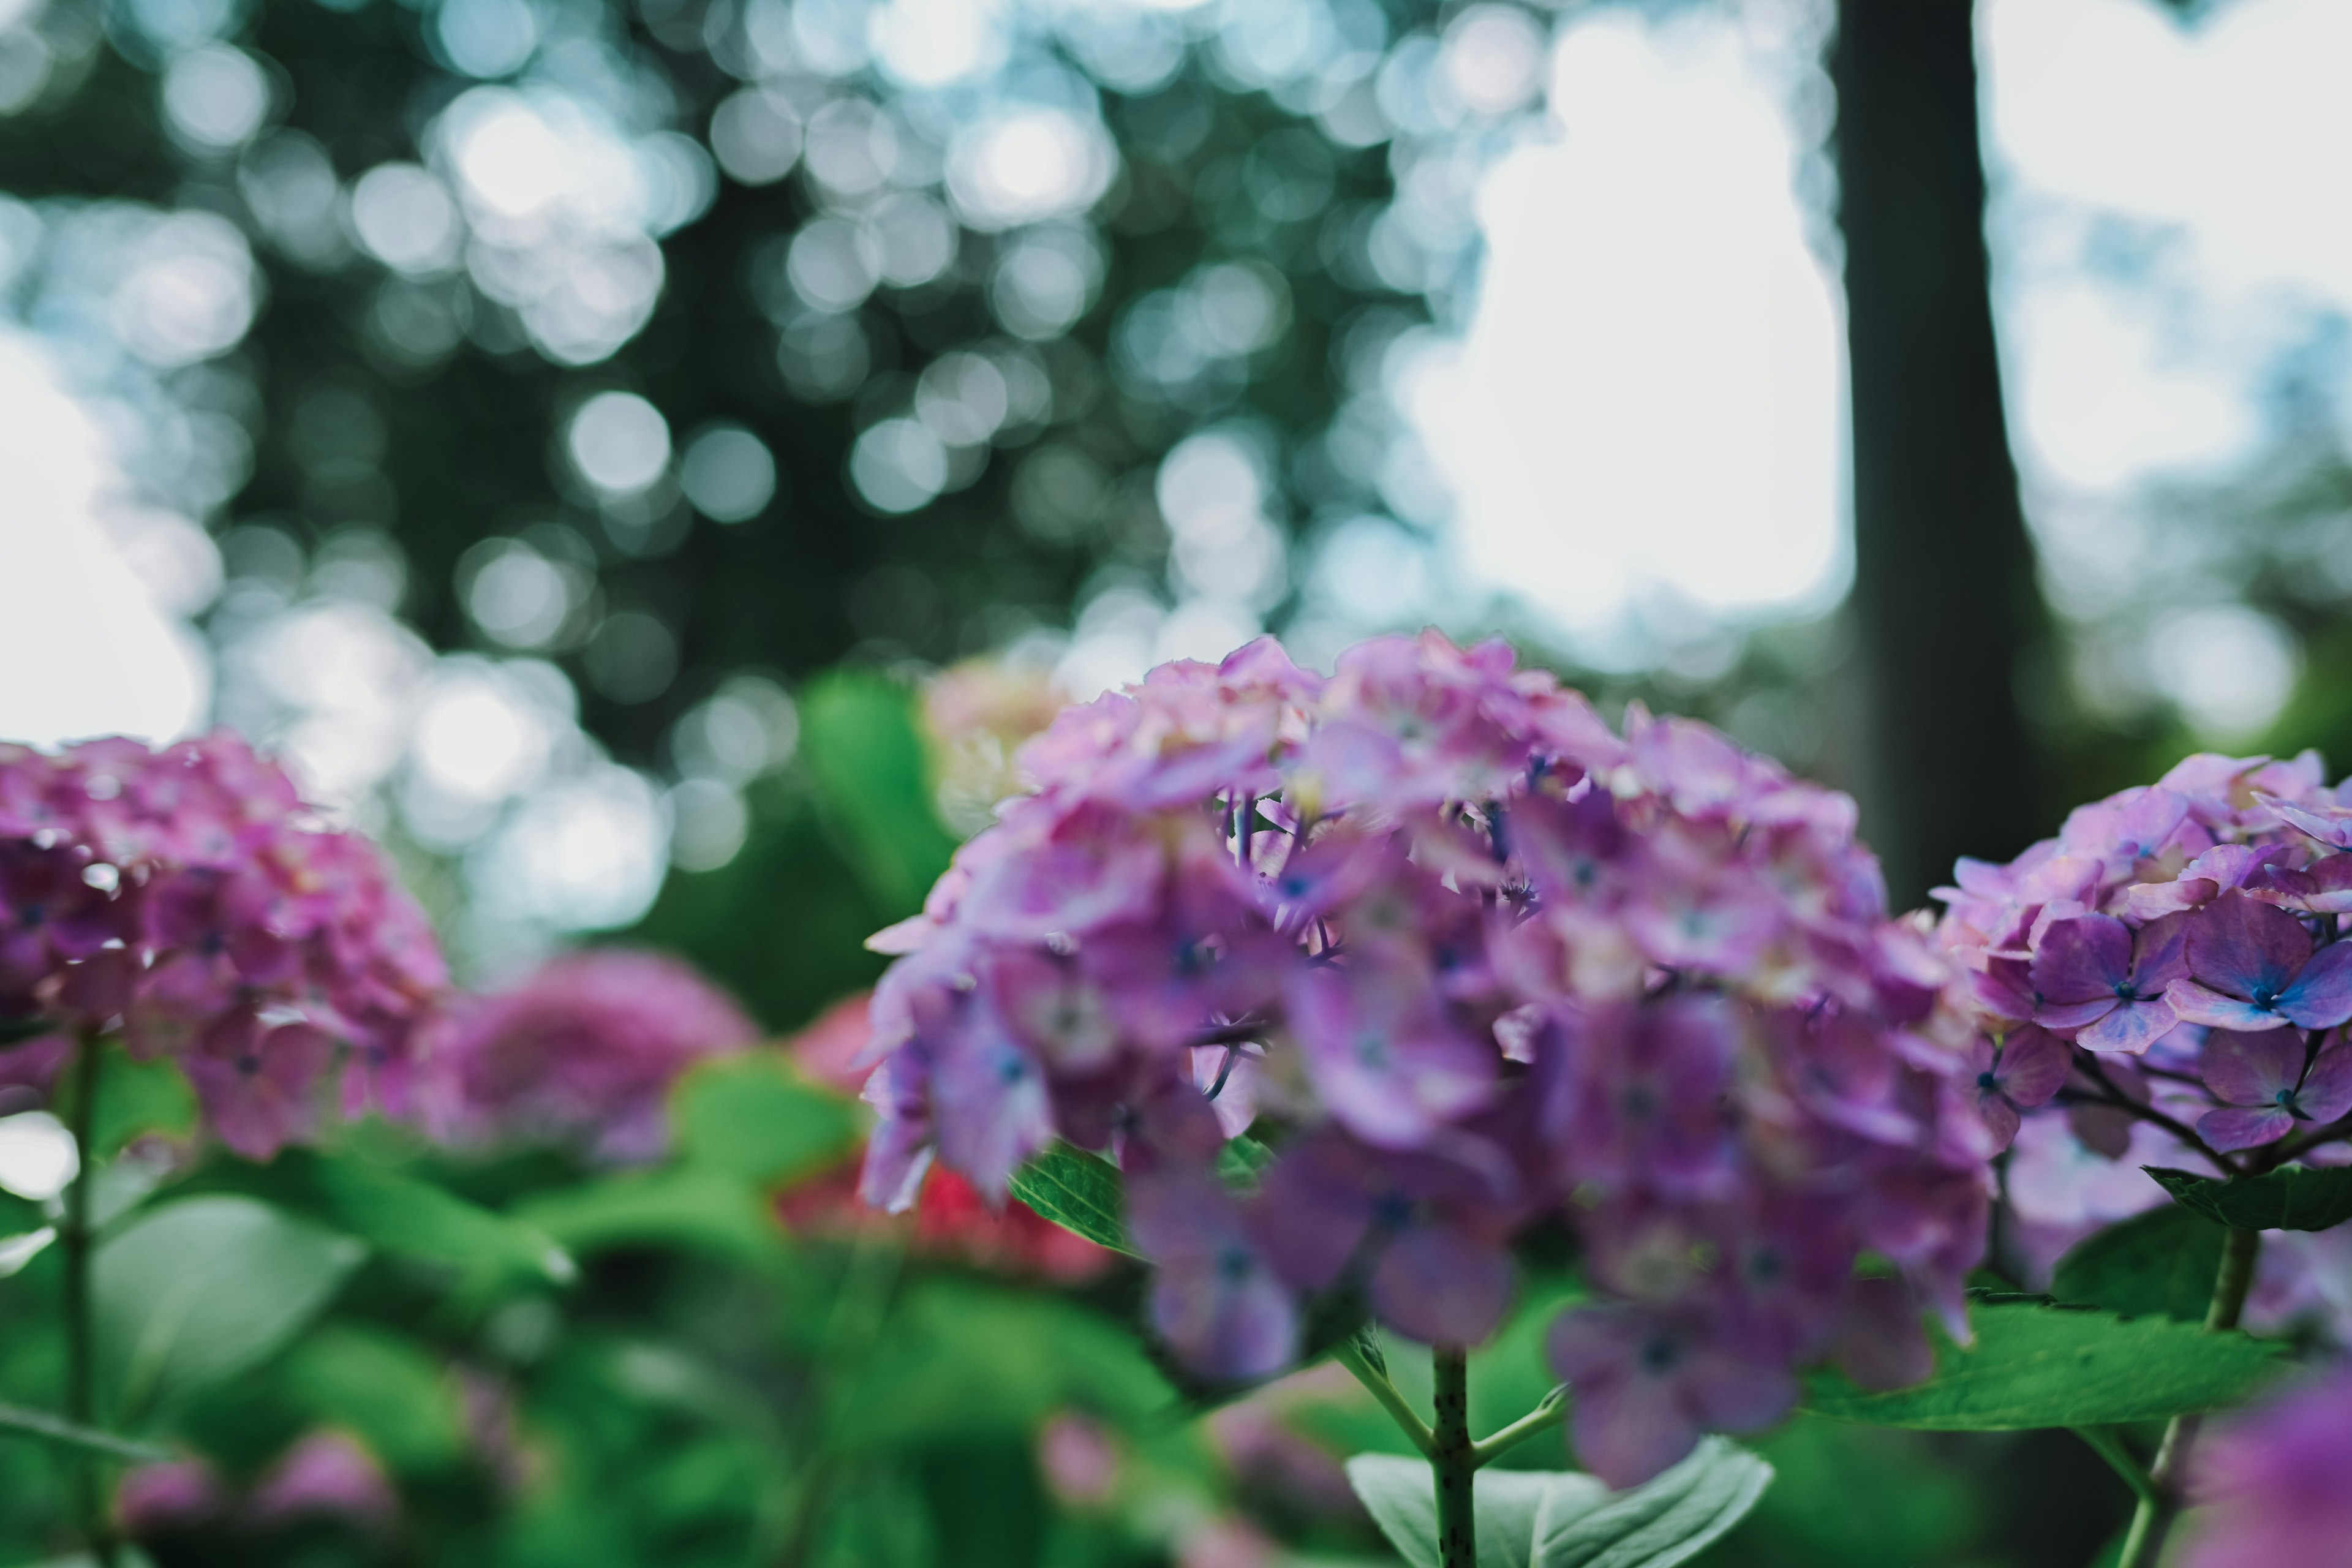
[1471,1383,1568,1469]
[1335,1336,1434,1457]
[61,1028,117,1566]
[1431,1346,1474,1568]
[2114,1225,2260,1568]
[2069,1426,2155,1507]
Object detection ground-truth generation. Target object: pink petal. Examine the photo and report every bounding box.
[1977,1093,2022,1151]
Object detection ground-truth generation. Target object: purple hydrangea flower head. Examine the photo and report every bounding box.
[0,733,445,1157]
[1936,753,2352,1264]
[860,633,1991,1481]
[425,948,755,1163]
[2182,1365,2352,1568]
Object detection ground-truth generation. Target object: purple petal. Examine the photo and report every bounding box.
[1567,1372,1703,1491]
[2031,914,2132,1005]
[2199,1105,2297,1153]
[929,1013,1054,1200]
[1370,1226,1515,1347]
[1997,1025,2071,1107]
[2036,997,2120,1031]
[2163,979,2288,1033]
[1977,1093,2022,1151]
[1833,1276,1936,1391]
[2279,941,2352,1030]
[2130,913,2192,989]
[2202,1029,2307,1105]
[2186,892,2311,1004]
[2294,1043,2352,1125]
[1684,1350,1798,1433]
[2261,794,2352,851]
[2077,995,2178,1056]
[1147,1261,1299,1382]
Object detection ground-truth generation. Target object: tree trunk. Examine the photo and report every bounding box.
[1834,0,2048,907]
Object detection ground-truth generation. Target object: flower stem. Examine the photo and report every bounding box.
[61,1028,116,1567]
[1334,1335,1434,1457]
[1431,1345,1475,1568]
[1470,1382,1568,1468]
[2113,1224,2260,1568]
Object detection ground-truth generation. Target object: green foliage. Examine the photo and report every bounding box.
[94,1195,363,1428]
[0,1398,168,1463]
[672,1050,863,1187]
[2052,1204,2229,1321]
[2146,1164,2352,1232]
[277,1323,466,1474]
[515,1167,784,1268]
[799,670,961,919]
[1801,1297,2282,1430]
[89,1047,197,1157]
[831,1278,1172,1450]
[1345,1438,1771,1568]
[1007,1141,1138,1257]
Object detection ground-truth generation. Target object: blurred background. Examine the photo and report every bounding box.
[1,0,2349,1561]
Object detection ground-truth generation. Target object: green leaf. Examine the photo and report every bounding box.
[1531,1437,1774,1568]
[799,669,959,918]
[2052,1204,2228,1321]
[1345,1453,1605,1568]
[89,1049,196,1158]
[279,1325,466,1474]
[1801,1298,2283,1430]
[2146,1164,2352,1232]
[517,1167,784,1266]
[95,1195,364,1427]
[673,1051,862,1186]
[1216,1134,1276,1188]
[291,1151,576,1286]
[0,1399,171,1463]
[1006,1141,1136,1257]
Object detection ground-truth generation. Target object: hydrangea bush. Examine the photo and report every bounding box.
[7,664,2352,1568]
[858,633,1990,1508]
[0,733,444,1157]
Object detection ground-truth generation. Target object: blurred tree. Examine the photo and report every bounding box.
[1833,0,2049,905]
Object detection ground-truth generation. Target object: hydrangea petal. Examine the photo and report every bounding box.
[2278,941,2352,1030]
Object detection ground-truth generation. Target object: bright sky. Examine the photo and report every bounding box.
[6,0,2351,742]
[0,334,208,746]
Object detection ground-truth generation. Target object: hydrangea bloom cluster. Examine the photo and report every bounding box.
[0,733,445,1158]
[423,948,756,1163]
[1934,752,2352,1166]
[858,633,1989,1485]
[2180,1365,2352,1568]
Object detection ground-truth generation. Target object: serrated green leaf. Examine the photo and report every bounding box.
[1801,1298,2282,1430]
[2051,1204,2228,1321]
[96,1195,364,1428]
[673,1051,862,1186]
[1532,1437,1773,1568]
[1006,1141,1136,1256]
[2146,1164,2352,1232]
[293,1151,576,1286]
[1346,1453,1605,1568]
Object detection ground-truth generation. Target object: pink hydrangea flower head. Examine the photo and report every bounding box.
[861,633,1989,1482]
[424,948,756,1162]
[0,731,446,1158]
